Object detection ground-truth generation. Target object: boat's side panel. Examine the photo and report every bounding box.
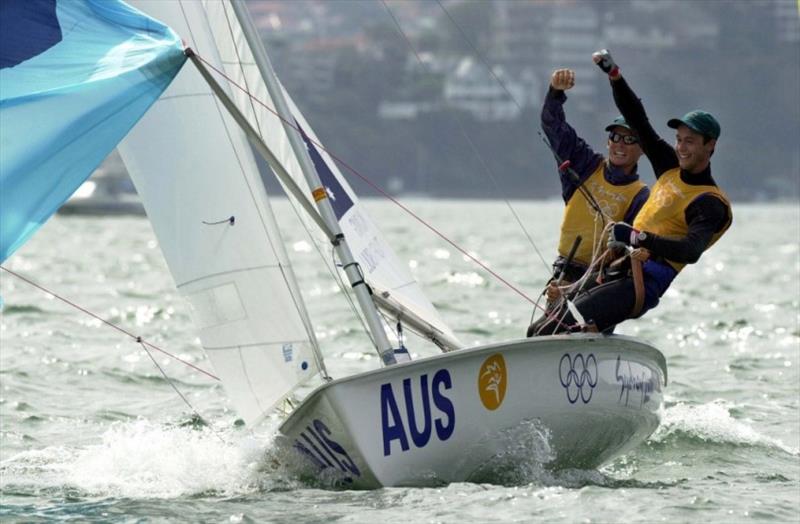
[274,391,381,488]
[280,336,665,488]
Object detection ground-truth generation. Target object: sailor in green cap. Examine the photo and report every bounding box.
[536,68,649,312]
[529,51,732,335]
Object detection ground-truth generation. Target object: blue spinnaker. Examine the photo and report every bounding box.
[0,0,186,262]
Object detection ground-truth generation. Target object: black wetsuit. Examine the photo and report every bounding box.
[529,77,731,336]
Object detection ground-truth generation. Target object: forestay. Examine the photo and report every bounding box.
[118,0,321,425]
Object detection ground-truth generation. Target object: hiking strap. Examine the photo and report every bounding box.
[631,257,646,318]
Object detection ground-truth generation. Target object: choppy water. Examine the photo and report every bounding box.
[1,199,798,523]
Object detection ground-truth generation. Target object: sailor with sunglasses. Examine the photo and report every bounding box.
[534,52,732,335]
[540,68,649,292]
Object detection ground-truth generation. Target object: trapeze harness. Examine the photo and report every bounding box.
[558,163,646,267]
[629,168,732,315]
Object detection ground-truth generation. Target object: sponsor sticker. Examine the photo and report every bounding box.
[312,187,328,202]
[615,355,660,408]
[558,353,597,404]
[478,354,507,410]
[282,343,293,362]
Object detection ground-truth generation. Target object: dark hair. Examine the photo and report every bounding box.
[703,135,716,157]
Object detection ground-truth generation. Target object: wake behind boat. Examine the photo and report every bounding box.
[0,0,668,489]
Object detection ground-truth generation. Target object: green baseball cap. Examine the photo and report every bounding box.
[604,116,635,133]
[667,110,720,139]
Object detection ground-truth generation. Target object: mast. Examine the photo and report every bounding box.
[228,0,399,365]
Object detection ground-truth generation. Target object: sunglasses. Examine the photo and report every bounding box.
[608,131,639,145]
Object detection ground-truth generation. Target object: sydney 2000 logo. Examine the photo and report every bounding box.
[559,353,598,404]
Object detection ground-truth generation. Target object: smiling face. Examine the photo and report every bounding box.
[675,125,716,173]
[606,126,643,175]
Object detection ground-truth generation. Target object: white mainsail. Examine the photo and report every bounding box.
[120,0,460,422]
[118,0,322,425]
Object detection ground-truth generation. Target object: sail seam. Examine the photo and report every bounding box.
[157,93,214,101]
[236,346,267,419]
[203,339,309,351]
[175,264,289,289]
[217,0,322,344]
[222,0,328,374]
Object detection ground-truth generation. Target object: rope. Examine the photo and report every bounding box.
[532,222,621,335]
[137,338,227,444]
[0,265,220,381]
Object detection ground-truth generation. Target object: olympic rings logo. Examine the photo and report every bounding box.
[559,353,598,404]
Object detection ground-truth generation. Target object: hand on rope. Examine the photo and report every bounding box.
[545,282,563,302]
[608,222,643,249]
[592,49,620,79]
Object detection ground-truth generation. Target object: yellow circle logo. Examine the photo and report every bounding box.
[478,354,507,410]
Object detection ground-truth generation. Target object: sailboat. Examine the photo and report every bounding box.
[2,0,667,488]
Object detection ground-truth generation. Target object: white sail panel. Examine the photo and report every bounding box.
[289,98,462,350]
[204,1,461,349]
[118,0,321,425]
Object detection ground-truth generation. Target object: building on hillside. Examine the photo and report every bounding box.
[442,57,528,121]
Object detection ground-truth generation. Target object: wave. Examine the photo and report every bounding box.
[649,400,799,456]
[0,419,295,499]
[1,304,46,315]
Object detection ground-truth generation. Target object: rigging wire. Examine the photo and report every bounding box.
[434,0,522,114]
[192,52,546,312]
[434,0,611,224]
[433,0,621,333]
[2,264,232,442]
[137,338,227,444]
[0,265,220,381]
[538,133,611,221]
[380,0,550,275]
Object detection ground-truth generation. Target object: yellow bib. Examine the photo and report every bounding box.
[558,163,646,265]
[633,168,731,272]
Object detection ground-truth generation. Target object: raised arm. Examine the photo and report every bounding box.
[592,50,678,178]
[540,68,603,200]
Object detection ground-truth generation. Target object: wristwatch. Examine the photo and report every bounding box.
[636,231,648,245]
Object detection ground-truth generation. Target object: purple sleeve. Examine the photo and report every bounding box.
[622,185,650,224]
[541,87,604,202]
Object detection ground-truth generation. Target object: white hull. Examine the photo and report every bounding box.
[277,335,667,488]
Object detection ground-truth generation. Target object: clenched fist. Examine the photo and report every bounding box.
[550,69,575,91]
